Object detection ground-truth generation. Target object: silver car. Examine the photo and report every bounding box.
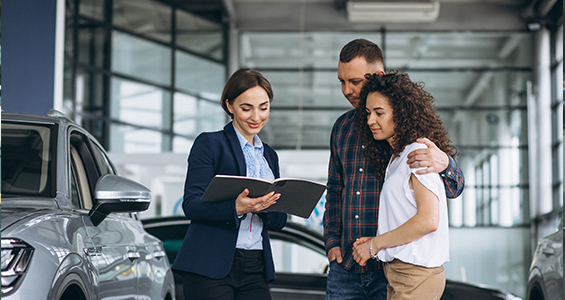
[1,111,176,300]
[527,217,563,300]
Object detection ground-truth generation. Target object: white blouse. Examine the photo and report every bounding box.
[377,142,449,268]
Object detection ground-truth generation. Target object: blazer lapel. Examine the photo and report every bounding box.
[262,147,279,178]
[224,122,247,176]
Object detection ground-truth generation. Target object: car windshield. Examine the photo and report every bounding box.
[2,122,55,197]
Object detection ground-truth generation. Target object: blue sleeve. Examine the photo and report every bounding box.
[182,133,241,226]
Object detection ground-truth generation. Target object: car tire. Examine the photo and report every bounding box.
[527,285,545,300]
[54,273,89,300]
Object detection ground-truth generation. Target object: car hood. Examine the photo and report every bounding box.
[1,198,59,232]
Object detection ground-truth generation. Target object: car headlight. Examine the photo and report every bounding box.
[1,239,34,294]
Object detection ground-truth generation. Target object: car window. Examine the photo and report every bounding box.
[89,140,115,176]
[1,122,56,197]
[70,145,93,209]
[70,131,112,207]
[70,162,81,209]
[271,239,328,274]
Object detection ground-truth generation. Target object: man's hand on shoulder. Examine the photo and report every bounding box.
[406,138,449,175]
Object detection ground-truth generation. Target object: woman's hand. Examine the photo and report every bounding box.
[352,237,376,267]
[235,189,280,215]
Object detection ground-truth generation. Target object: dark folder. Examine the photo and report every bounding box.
[201,175,327,218]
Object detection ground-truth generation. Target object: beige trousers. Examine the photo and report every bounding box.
[383,259,445,300]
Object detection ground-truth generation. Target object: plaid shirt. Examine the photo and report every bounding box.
[323,109,465,273]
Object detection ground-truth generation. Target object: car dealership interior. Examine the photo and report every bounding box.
[2,0,563,299]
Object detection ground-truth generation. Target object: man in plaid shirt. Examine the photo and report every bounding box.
[323,39,465,300]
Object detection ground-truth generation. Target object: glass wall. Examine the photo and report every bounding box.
[63,0,227,153]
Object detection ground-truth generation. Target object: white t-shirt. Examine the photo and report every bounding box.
[376,142,449,268]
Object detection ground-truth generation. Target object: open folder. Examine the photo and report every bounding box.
[201,175,327,218]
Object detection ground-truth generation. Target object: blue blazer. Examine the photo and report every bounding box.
[172,122,287,282]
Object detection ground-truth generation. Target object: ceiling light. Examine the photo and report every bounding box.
[347,1,440,23]
[526,21,542,31]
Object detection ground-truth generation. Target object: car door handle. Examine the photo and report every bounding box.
[127,251,141,261]
[153,250,166,260]
[85,247,103,256]
[542,246,555,256]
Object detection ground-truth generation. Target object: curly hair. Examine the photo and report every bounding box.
[354,71,458,180]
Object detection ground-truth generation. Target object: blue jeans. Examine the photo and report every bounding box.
[325,260,388,300]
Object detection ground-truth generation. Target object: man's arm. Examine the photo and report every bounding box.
[406,138,465,198]
[440,156,464,198]
[324,124,344,262]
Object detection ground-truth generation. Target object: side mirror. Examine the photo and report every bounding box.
[89,174,151,226]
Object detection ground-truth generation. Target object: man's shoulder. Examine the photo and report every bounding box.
[336,109,356,121]
[330,109,359,147]
[332,109,356,128]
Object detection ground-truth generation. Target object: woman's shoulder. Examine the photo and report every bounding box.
[196,128,226,139]
[396,142,427,165]
[401,141,427,155]
[192,129,229,148]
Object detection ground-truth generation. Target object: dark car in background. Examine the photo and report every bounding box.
[1,111,176,300]
[527,217,563,300]
[142,215,523,300]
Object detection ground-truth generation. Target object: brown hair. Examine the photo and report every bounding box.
[339,38,384,68]
[355,71,458,180]
[221,69,274,119]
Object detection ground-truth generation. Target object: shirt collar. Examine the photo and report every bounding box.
[232,123,263,149]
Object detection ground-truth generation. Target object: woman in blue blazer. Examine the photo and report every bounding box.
[172,69,287,300]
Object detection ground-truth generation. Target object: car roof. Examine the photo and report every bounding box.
[2,110,76,127]
[2,110,107,155]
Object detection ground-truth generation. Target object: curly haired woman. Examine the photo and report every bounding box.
[351,71,458,300]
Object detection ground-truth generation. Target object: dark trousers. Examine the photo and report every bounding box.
[182,249,272,300]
